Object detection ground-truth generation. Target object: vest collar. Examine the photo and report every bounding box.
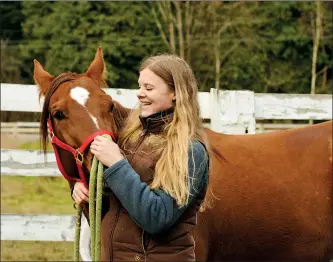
[139,108,174,134]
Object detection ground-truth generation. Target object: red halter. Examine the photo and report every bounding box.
[47,118,117,188]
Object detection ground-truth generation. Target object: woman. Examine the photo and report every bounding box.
[73,54,209,261]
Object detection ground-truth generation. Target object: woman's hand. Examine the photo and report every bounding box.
[72,182,89,205]
[90,135,124,167]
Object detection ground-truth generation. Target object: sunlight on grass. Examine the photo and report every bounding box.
[1,241,75,261]
[2,138,78,261]
[19,140,53,151]
[1,176,75,215]
[1,177,77,261]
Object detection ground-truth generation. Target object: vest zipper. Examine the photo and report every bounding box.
[132,123,149,261]
[141,229,147,262]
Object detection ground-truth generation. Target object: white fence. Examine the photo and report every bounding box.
[0,121,310,137]
[1,83,332,134]
[1,83,332,241]
[1,122,40,139]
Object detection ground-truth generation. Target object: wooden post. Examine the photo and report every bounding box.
[210,89,256,134]
[257,123,265,134]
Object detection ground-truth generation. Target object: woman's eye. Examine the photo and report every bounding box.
[53,110,66,120]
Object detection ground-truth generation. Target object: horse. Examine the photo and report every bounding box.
[196,125,332,261]
[34,46,332,261]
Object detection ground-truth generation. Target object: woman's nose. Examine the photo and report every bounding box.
[136,87,146,98]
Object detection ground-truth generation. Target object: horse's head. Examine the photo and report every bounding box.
[34,46,126,188]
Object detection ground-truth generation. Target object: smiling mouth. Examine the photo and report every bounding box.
[141,102,152,106]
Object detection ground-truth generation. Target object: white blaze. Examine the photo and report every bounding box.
[70,87,89,106]
[70,87,99,128]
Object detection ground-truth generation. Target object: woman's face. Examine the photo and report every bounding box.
[137,68,175,117]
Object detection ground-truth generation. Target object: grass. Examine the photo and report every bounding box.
[2,138,76,261]
[1,176,75,215]
[19,140,53,151]
[1,176,76,261]
[1,241,74,261]
[2,137,72,214]
[1,176,77,261]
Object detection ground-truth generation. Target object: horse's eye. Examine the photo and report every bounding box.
[53,110,66,120]
[110,103,114,112]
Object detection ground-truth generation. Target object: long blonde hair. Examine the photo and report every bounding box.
[119,54,208,207]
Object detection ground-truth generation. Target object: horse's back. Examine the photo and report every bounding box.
[195,121,332,261]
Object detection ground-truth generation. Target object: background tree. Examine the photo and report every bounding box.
[300,1,333,95]
[0,2,24,83]
[0,1,331,94]
[19,1,164,88]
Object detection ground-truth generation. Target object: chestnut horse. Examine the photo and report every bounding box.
[34,47,332,261]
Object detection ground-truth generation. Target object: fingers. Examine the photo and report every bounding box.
[73,193,88,205]
[90,143,100,151]
[72,182,89,205]
[90,137,120,167]
[94,135,106,142]
[73,192,87,205]
[92,136,114,147]
[90,145,100,157]
[90,138,111,155]
[77,182,89,196]
[91,140,103,153]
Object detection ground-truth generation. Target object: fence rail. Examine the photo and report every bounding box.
[1,149,59,177]
[2,83,332,134]
[1,83,332,242]
[1,121,311,136]
[1,122,40,136]
[1,214,75,241]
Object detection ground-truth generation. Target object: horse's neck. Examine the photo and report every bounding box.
[113,100,132,131]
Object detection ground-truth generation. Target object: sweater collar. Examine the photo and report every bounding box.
[139,107,174,134]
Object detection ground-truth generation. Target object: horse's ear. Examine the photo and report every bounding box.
[85,46,107,87]
[33,59,55,98]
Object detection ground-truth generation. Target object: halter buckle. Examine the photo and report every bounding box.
[49,131,54,140]
[75,150,84,165]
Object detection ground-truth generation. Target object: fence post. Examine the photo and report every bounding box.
[13,122,19,138]
[210,89,256,134]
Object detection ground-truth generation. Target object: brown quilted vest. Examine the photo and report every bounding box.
[100,113,207,261]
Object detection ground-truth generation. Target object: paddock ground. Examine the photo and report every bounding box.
[1,133,76,261]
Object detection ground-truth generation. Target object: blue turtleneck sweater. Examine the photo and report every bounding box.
[103,111,209,235]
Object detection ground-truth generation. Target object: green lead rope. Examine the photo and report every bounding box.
[74,205,82,261]
[74,134,112,261]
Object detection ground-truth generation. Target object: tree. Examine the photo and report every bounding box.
[3,1,331,94]
[1,39,22,83]
[0,2,25,83]
[150,1,206,63]
[297,1,332,95]
[20,2,164,88]
[310,1,322,96]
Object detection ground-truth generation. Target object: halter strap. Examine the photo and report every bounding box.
[47,118,117,188]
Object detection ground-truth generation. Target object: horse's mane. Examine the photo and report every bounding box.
[112,100,132,133]
[40,72,77,154]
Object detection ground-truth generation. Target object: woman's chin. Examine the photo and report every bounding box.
[140,110,152,118]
